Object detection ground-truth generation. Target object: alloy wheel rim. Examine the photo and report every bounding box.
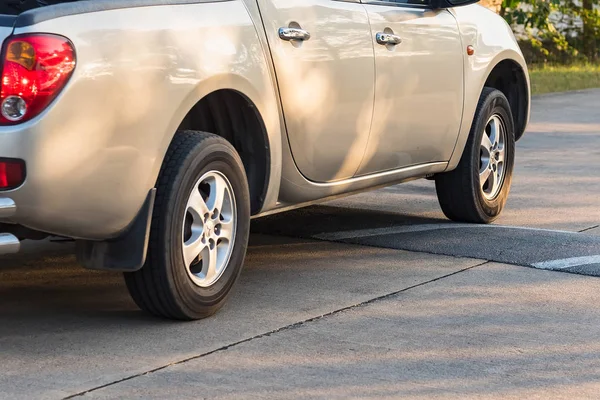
[182,171,237,288]
[479,114,507,200]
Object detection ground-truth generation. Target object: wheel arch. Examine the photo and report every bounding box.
[150,71,283,217]
[447,49,531,171]
[483,58,530,141]
[175,88,271,215]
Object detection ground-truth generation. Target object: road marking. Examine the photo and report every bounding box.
[532,256,600,270]
[314,223,579,241]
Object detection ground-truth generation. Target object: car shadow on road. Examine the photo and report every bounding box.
[0,205,445,327]
[251,204,448,238]
[0,252,154,322]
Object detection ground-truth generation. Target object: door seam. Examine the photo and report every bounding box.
[352,2,378,177]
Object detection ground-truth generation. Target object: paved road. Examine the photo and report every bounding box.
[1,90,599,399]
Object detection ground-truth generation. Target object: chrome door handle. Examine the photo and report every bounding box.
[376,32,402,46]
[279,27,311,42]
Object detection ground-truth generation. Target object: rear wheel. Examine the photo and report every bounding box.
[124,131,250,320]
[435,88,516,223]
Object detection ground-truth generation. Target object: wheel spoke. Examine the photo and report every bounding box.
[218,219,234,242]
[203,245,219,283]
[497,148,505,163]
[209,176,228,214]
[480,154,491,173]
[187,187,210,218]
[481,133,493,153]
[490,169,500,196]
[480,167,492,190]
[490,117,501,148]
[183,235,206,268]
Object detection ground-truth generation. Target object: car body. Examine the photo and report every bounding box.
[0,0,530,319]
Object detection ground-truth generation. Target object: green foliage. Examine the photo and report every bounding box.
[530,64,600,94]
[501,0,600,63]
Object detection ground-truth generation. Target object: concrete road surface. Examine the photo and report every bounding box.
[1,90,600,399]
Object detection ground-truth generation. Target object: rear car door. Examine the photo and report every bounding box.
[256,0,375,182]
[356,0,464,175]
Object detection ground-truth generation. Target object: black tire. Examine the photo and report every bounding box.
[124,131,251,320]
[435,88,516,223]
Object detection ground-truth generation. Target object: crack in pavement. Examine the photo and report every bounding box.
[580,225,600,233]
[63,260,490,399]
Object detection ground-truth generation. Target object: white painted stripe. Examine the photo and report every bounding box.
[313,223,578,241]
[532,255,600,270]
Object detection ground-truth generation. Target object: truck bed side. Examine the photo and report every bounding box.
[0,0,282,239]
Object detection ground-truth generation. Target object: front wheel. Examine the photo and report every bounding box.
[124,131,251,320]
[435,88,516,223]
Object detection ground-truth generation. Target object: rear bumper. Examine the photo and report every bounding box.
[0,104,155,240]
[0,233,19,255]
[0,198,20,255]
[0,198,16,219]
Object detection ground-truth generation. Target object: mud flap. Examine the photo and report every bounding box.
[76,189,155,272]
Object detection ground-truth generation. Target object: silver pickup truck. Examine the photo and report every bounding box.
[0,0,529,320]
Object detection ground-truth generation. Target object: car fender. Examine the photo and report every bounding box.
[447,4,531,171]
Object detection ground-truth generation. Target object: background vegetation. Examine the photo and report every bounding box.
[500,0,599,64]
[529,63,600,93]
[496,0,600,93]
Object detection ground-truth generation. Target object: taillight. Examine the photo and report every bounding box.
[0,34,76,125]
[0,159,25,190]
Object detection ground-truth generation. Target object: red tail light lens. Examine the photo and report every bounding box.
[0,159,25,189]
[0,34,76,125]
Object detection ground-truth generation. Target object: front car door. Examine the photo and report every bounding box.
[356,0,464,175]
[257,0,375,182]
